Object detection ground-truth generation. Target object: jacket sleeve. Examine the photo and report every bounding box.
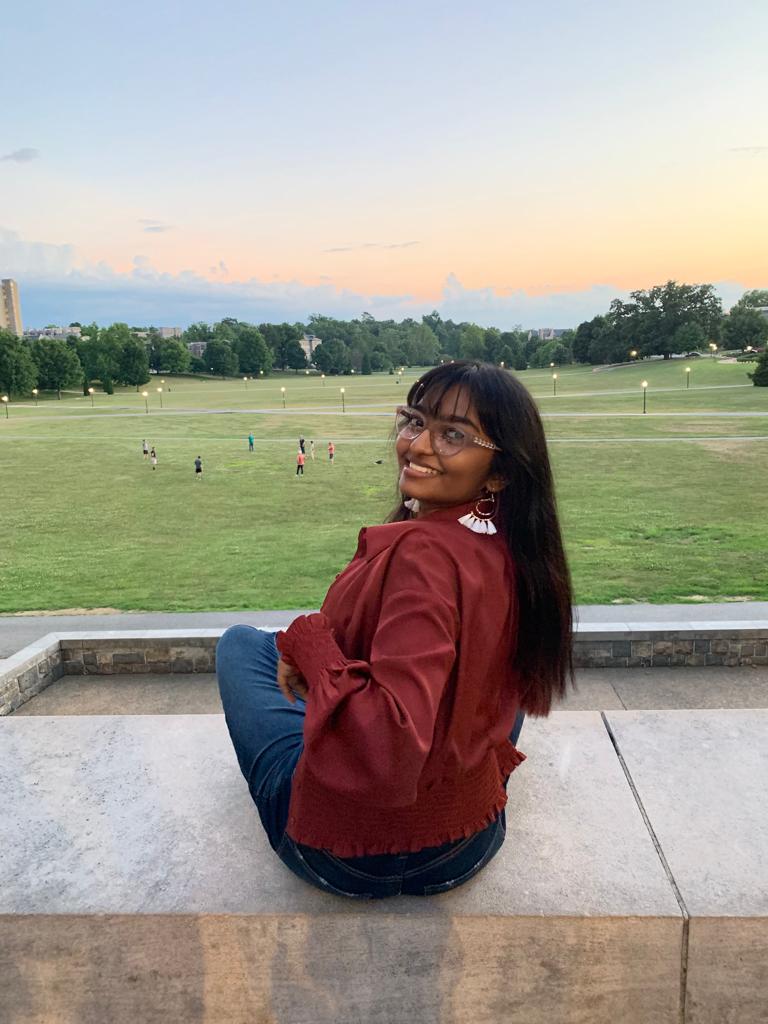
[276,533,460,806]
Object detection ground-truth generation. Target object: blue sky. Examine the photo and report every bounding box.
[1,0,766,327]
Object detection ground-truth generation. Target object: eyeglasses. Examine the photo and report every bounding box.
[395,406,501,457]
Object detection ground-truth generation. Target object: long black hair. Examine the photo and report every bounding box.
[388,360,573,715]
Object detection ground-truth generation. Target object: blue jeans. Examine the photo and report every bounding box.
[216,625,524,899]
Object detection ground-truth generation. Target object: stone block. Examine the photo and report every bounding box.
[711,639,729,654]
[755,643,768,658]
[740,643,755,658]
[693,640,710,654]
[652,640,673,656]
[63,660,84,675]
[705,654,725,666]
[611,640,632,658]
[652,655,671,667]
[171,658,194,673]
[145,661,172,674]
[112,653,146,666]
[0,713,683,1022]
[673,640,694,655]
[632,642,653,658]
[606,710,768,1023]
[686,654,706,667]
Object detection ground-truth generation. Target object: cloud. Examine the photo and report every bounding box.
[137,218,174,233]
[323,240,420,253]
[1,148,40,163]
[0,227,752,329]
[728,146,768,156]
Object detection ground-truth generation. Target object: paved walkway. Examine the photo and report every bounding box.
[1,603,767,659]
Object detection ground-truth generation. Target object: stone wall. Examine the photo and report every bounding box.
[1,623,767,717]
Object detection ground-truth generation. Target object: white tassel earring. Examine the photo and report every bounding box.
[458,490,497,534]
[404,498,420,513]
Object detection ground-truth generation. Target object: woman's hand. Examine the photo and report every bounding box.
[277,658,309,703]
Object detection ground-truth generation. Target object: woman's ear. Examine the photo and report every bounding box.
[485,473,507,495]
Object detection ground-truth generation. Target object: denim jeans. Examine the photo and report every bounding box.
[216,625,524,899]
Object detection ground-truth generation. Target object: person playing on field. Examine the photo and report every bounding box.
[194,455,203,479]
[296,449,305,476]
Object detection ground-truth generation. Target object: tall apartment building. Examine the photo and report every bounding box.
[0,279,23,336]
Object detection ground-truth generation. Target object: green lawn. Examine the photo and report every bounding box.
[1,361,766,612]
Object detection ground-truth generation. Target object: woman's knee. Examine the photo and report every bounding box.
[216,625,270,685]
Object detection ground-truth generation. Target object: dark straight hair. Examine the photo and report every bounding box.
[388,360,573,715]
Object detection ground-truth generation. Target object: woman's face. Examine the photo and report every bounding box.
[396,385,503,515]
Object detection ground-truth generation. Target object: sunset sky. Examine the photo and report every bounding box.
[2,0,767,328]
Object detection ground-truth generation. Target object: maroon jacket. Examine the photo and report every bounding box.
[276,501,525,856]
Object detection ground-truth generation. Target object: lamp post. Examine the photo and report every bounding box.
[709,343,717,359]
[685,367,691,389]
[280,386,286,409]
[630,349,637,360]
[321,374,325,386]
[243,376,248,389]
[500,361,505,369]
[156,387,163,409]
[340,387,346,413]
[259,370,264,378]
[552,373,558,396]
[641,380,648,415]
[1,395,8,418]
[142,390,149,414]
[88,386,95,407]
[550,362,555,368]
[32,388,38,407]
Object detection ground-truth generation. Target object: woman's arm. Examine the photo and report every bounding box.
[276,533,460,807]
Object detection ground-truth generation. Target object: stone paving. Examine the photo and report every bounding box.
[12,665,768,716]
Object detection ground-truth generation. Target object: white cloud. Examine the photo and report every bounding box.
[0,227,753,329]
[1,148,40,162]
[322,240,420,253]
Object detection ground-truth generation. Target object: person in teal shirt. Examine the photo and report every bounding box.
[248,433,254,452]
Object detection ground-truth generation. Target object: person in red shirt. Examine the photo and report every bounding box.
[217,360,573,898]
[296,449,305,476]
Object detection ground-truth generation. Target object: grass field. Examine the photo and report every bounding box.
[1,359,767,612]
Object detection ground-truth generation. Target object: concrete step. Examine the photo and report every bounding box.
[4,710,766,1021]
[1,711,685,1023]
[10,666,768,717]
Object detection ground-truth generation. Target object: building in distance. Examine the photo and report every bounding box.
[25,325,81,340]
[300,333,321,362]
[157,327,182,339]
[0,279,23,336]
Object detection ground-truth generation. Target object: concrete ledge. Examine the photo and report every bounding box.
[1,621,767,716]
[0,712,683,1023]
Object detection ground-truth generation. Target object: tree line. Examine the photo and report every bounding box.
[1,281,766,397]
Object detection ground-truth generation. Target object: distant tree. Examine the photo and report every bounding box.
[260,322,302,369]
[0,329,38,396]
[205,337,239,376]
[733,289,768,311]
[284,337,307,372]
[158,338,191,373]
[672,321,706,354]
[748,350,768,386]
[361,351,372,375]
[722,307,768,352]
[114,332,150,388]
[459,324,486,360]
[184,322,214,344]
[189,355,207,374]
[610,281,722,359]
[30,338,82,398]
[312,338,350,375]
[231,325,272,374]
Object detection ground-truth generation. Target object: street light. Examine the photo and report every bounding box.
[321,374,325,386]
[552,373,558,396]
[340,387,346,413]
[685,367,691,389]
[630,349,637,360]
[32,388,38,407]
[156,387,163,409]
[641,380,648,415]
[243,376,248,389]
[1,395,8,418]
[259,370,264,377]
[550,362,555,368]
[500,361,505,369]
[280,386,286,409]
[88,386,95,407]
[709,343,717,358]
[142,390,149,414]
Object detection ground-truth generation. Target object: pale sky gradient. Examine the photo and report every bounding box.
[1,0,767,327]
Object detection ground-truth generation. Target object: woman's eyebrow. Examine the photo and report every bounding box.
[410,403,479,431]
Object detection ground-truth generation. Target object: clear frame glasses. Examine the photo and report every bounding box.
[395,406,501,458]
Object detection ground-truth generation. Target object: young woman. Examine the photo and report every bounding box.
[217,361,573,898]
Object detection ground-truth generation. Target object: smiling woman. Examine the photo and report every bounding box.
[216,360,574,899]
